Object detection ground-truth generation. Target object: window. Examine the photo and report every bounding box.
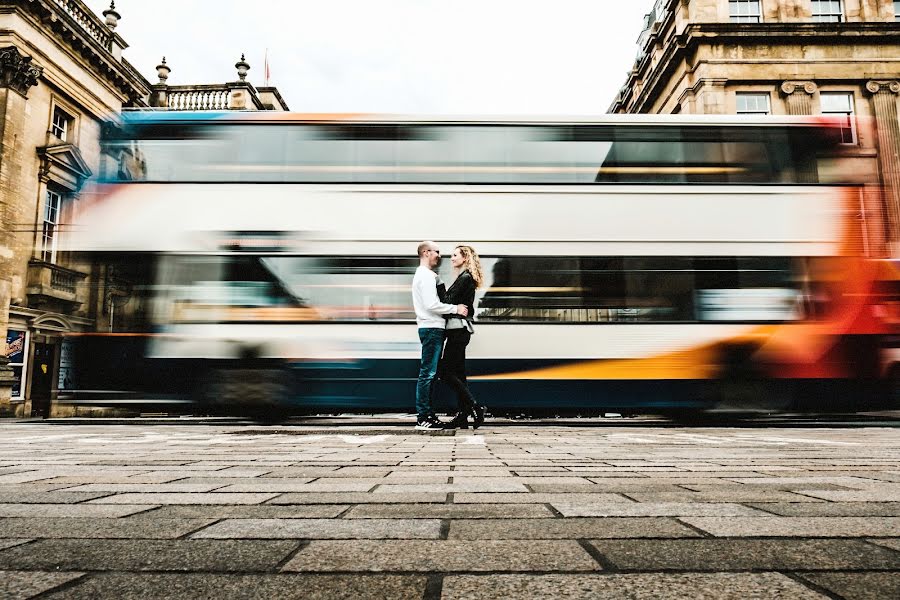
[811,0,843,22]
[5,330,28,399]
[895,1,900,21]
[161,255,801,325]
[41,190,62,263]
[729,0,761,23]
[736,93,770,115]
[51,107,72,142]
[116,122,828,185]
[820,92,855,144]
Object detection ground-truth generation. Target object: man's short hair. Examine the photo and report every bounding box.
[417,241,432,257]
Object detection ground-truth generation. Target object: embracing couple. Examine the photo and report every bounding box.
[412,240,486,431]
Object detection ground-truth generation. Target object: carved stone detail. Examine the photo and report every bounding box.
[780,81,817,96]
[780,81,817,116]
[0,46,42,97]
[865,80,900,95]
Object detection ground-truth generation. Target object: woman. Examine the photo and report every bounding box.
[440,245,486,429]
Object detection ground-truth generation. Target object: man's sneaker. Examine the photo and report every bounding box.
[415,417,447,430]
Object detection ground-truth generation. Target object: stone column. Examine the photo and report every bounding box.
[0,46,41,416]
[780,81,817,115]
[865,80,900,247]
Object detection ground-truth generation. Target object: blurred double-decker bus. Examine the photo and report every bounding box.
[61,112,897,417]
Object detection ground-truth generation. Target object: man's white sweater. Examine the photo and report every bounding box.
[412,265,457,328]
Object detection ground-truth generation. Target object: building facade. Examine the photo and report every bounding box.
[0,1,288,418]
[610,0,900,247]
[0,0,150,418]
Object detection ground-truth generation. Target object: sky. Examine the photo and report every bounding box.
[84,0,656,114]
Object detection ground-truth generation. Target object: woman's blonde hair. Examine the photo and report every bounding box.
[455,245,484,288]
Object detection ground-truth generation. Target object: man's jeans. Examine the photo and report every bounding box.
[416,327,445,420]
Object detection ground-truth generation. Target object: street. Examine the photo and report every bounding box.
[0,419,899,599]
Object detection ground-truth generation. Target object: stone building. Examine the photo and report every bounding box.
[0,1,288,418]
[0,0,149,418]
[610,0,900,247]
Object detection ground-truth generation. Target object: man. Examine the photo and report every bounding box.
[413,241,468,430]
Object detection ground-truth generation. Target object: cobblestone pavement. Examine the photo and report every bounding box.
[0,422,898,599]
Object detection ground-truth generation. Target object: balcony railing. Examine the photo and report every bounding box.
[51,0,113,51]
[27,260,87,306]
[167,86,232,111]
[50,267,77,294]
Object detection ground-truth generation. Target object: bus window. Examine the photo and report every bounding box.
[107,120,826,185]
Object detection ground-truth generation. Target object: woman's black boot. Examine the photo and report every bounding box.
[470,404,485,429]
[448,412,469,429]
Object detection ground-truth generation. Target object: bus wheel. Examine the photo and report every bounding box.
[197,366,291,417]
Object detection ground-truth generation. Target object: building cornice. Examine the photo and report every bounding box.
[257,86,289,111]
[0,1,150,103]
[615,21,900,114]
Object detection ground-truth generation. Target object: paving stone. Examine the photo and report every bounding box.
[441,573,826,599]
[0,467,31,475]
[797,572,900,600]
[376,475,450,483]
[131,472,211,483]
[267,492,447,504]
[90,493,278,504]
[216,481,370,493]
[260,467,341,478]
[0,539,299,572]
[41,573,426,600]
[0,491,112,504]
[281,540,600,572]
[550,502,767,517]
[148,477,278,487]
[372,481,529,493]
[204,467,274,477]
[0,539,31,551]
[727,476,881,488]
[454,493,631,504]
[100,465,227,472]
[446,469,513,477]
[326,467,396,477]
[624,490,824,503]
[680,483,858,493]
[0,483,73,493]
[62,483,234,493]
[797,488,900,502]
[505,477,595,485]
[0,518,215,539]
[584,481,698,492]
[449,517,701,539]
[590,539,900,570]
[745,502,900,517]
[126,505,348,519]
[0,571,85,600]
[512,470,595,477]
[345,503,554,519]
[529,483,639,493]
[0,472,57,484]
[42,473,189,485]
[191,518,441,539]
[0,504,156,518]
[681,516,900,537]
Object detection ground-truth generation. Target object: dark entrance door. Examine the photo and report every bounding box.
[30,343,55,418]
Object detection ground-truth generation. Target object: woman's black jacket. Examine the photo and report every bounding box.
[441,269,476,325]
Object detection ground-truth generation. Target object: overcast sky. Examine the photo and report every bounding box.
[85,0,655,114]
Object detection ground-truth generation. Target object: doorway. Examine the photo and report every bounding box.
[30,343,55,418]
